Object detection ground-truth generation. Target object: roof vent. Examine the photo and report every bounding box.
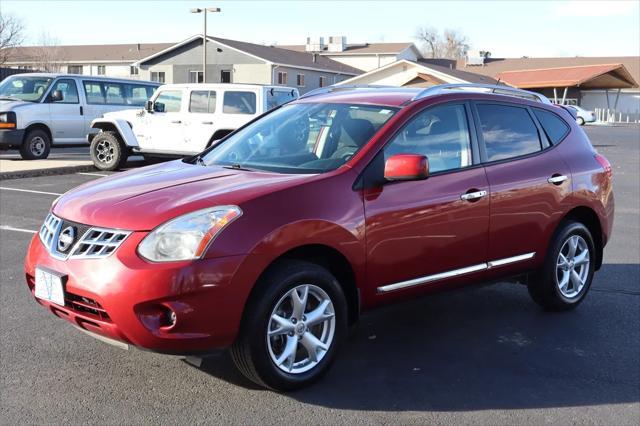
[305,37,325,52]
[327,36,347,52]
[466,50,491,66]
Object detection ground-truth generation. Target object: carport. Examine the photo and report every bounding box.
[496,63,638,107]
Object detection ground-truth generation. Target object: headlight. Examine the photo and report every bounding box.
[0,112,17,128]
[137,206,242,262]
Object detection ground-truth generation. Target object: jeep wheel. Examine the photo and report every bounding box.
[20,129,51,160]
[231,260,347,391]
[90,131,127,171]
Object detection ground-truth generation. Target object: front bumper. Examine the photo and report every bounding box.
[24,231,255,355]
[0,129,25,148]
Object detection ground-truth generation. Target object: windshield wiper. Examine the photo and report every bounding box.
[194,155,206,166]
[0,96,22,101]
[223,163,256,172]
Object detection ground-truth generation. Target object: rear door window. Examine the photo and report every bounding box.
[223,91,256,114]
[476,104,542,161]
[83,81,105,104]
[104,83,125,104]
[189,90,216,113]
[533,108,570,145]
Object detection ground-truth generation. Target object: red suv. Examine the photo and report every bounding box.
[25,84,614,390]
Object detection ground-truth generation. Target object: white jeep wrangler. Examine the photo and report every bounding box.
[89,83,298,170]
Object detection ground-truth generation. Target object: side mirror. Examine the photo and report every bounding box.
[144,100,154,112]
[153,102,165,113]
[384,154,429,181]
[50,90,64,102]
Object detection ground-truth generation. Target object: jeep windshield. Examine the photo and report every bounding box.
[0,76,54,102]
[199,102,398,174]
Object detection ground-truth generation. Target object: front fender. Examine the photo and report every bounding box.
[91,118,139,148]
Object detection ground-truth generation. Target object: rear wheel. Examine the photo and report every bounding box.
[90,131,127,171]
[19,129,51,160]
[528,221,595,310]
[231,260,347,391]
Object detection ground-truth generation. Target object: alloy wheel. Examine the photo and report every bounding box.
[267,284,336,374]
[95,139,115,164]
[555,234,590,298]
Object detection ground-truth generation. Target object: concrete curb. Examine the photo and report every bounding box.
[0,164,98,180]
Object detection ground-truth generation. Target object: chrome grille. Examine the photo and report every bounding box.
[39,213,130,260]
[39,213,62,252]
[70,228,130,259]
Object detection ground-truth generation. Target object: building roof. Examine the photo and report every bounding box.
[135,35,361,75]
[421,56,640,89]
[5,43,174,63]
[497,63,638,89]
[279,42,415,55]
[413,60,497,84]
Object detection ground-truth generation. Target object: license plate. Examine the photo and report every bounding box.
[34,267,66,306]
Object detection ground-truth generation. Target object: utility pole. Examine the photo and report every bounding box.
[190,7,221,83]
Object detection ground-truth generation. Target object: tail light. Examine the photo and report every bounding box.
[595,153,612,178]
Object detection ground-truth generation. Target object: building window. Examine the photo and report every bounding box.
[68,65,83,74]
[130,66,139,75]
[97,65,106,75]
[296,73,305,87]
[319,76,327,87]
[151,71,165,83]
[189,70,203,83]
[277,71,287,85]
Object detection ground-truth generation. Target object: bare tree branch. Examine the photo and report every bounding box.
[0,12,25,66]
[414,26,470,60]
[33,32,65,72]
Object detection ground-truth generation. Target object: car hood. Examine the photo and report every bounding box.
[53,160,312,230]
[0,99,31,110]
[101,108,142,121]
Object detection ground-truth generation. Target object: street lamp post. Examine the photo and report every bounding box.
[190,7,221,83]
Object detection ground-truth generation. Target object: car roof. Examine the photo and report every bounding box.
[159,83,298,91]
[295,87,421,107]
[6,72,159,85]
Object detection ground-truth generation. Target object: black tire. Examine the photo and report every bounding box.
[528,221,596,311]
[576,117,585,126]
[231,260,348,391]
[90,131,127,171]
[19,129,51,160]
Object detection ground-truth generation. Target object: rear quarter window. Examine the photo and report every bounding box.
[533,108,570,145]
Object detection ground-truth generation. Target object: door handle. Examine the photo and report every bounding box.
[460,190,487,201]
[548,174,568,185]
[79,106,84,116]
[170,120,182,124]
[201,121,213,125]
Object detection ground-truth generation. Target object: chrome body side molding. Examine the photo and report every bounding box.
[377,252,536,293]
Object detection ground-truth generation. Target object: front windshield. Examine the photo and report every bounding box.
[0,76,54,102]
[201,102,398,174]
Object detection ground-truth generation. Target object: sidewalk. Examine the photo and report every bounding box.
[0,158,96,180]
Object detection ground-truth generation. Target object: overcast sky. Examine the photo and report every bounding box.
[2,0,639,57]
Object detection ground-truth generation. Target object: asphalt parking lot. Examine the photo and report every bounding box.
[0,126,638,424]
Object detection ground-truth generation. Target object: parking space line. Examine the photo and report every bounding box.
[0,187,62,196]
[0,225,37,234]
[76,172,109,177]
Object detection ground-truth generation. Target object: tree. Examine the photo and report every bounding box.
[33,32,65,72]
[414,26,470,59]
[0,12,24,66]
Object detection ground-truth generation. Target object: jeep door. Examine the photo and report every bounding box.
[183,89,218,153]
[45,78,84,143]
[364,102,490,298]
[138,89,186,153]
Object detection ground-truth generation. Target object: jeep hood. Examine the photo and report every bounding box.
[53,160,311,230]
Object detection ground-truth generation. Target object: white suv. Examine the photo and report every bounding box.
[89,83,298,170]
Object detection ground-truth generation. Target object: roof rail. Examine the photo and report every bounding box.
[412,83,552,104]
[299,84,394,100]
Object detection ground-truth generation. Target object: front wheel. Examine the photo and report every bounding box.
[528,221,596,311]
[19,129,51,160]
[231,260,347,391]
[576,116,585,126]
[90,131,127,171]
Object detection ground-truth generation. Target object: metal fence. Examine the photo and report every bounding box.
[0,67,34,81]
